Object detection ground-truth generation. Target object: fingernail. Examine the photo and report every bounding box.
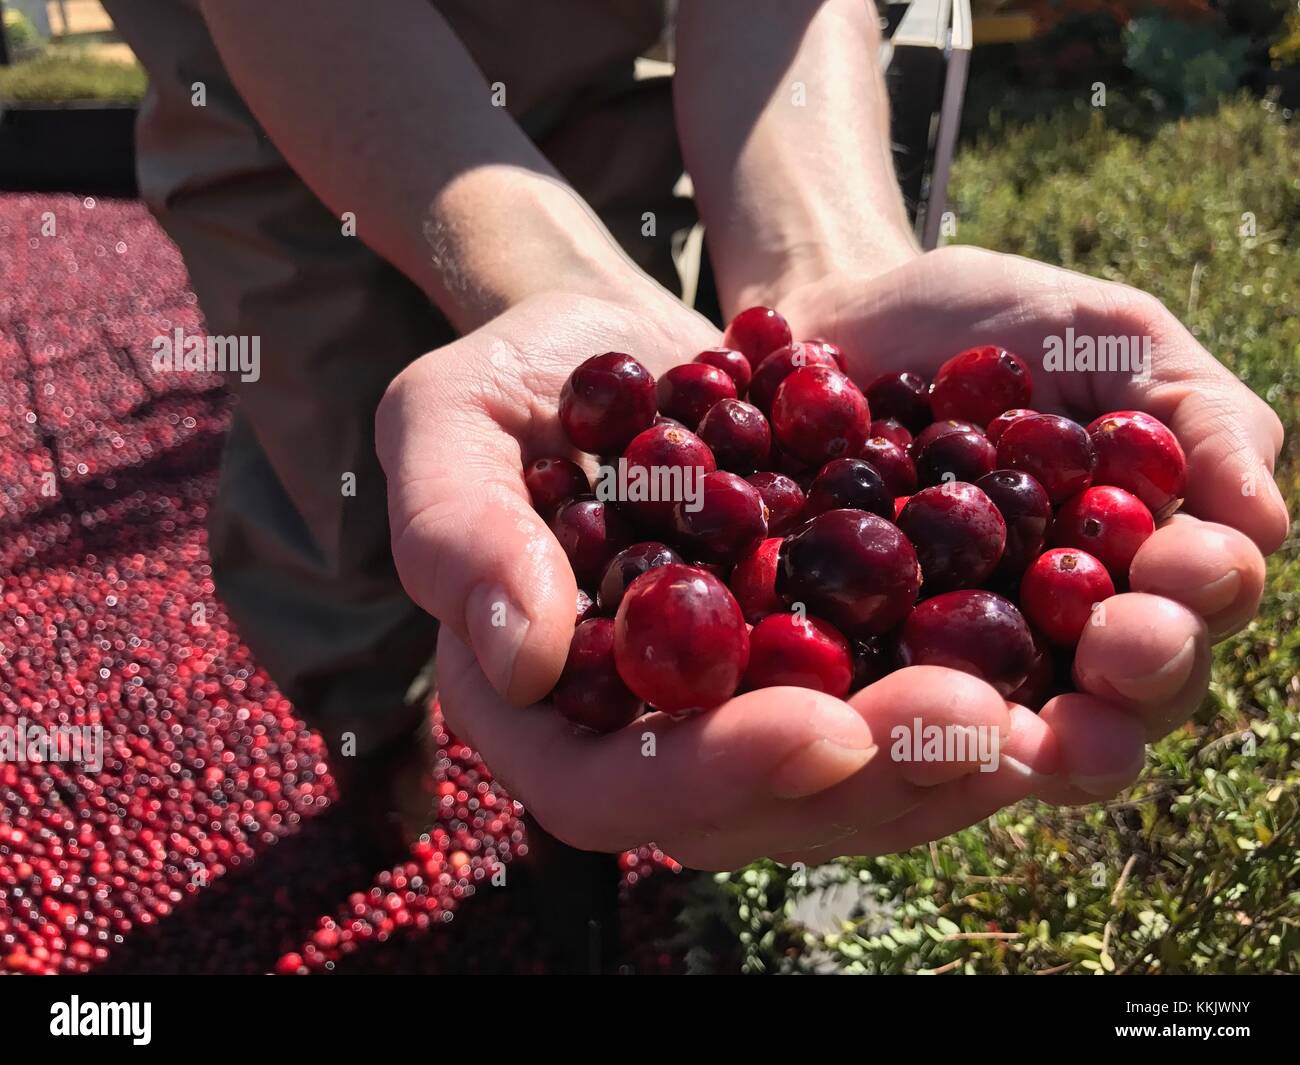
[1192,569,1241,615]
[767,703,876,799]
[466,583,529,698]
[1104,635,1198,704]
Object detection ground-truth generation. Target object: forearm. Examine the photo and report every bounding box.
[200,0,645,334]
[675,0,918,316]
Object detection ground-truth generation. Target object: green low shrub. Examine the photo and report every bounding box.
[0,52,147,104]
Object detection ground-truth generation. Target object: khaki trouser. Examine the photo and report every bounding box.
[103,0,694,755]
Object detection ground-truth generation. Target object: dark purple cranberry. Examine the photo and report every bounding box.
[929,346,1032,426]
[693,347,752,394]
[559,352,656,453]
[850,636,893,690]
[550,496,635,588]
[1087,410,1187,519]
[696,398,772,473]
[915,429,997,488]
[896,483,1006,593]
[597,541,683,615]
[744,472,806,535]
[729,537,785,623]
[523,457,590,518]
[619,423,717,527]
[575,589,596,623]
[672,471,769,564]
[723,306,793,369]
[996,413,1094,504]
[802,458,892,520]
[896,590,1036,697]
[858,437,917,496]
[742,614,853,698]
[771,366,871,466]
[656,363,737,430]
[974,469,1052,577]
[865,371,931,432]
[1006,630,1057,710]
[777,509,921,634]
[552,619,644,733]
[909,419,982,460]
[748,342,841,413]
[869,418,913,452]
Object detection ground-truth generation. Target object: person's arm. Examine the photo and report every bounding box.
[199,0,655,334]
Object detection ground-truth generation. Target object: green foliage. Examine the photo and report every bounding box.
[2,8,45,61]
[0,52,147,104]
[1124,14,1250,113]
[1272,8,1300,66]
[686,96,1300,974]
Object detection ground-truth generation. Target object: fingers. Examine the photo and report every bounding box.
[1072,592,1212,741]
[1128,515,1266,641]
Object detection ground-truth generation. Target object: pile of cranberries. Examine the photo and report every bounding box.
[527,306,1188,730]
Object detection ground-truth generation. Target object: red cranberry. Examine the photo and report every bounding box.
[1006,631,1057,710]
[597,541,683,614]
[1087,410,1187,519]
[850,636,892,690]
[896,483,1006,593]
[550,496,634,588]
[742,614,853,698]
[915,429,997,488]
[559,352,657,453]
[619,422,717,527]
[722,306,793,369]
[804,338,848,373]
[744,472,806,535]
[897,590,1036,697]
[869,418,913,451]
[655,363,737,430]
[974,469,1052,576]
[672,471,768,564]
[729,537,785,623]
[909,419,982,460]
[575,589,595,623]
[777,510,921,634]
[802,458,893,520]
[613,564,750,713]
[275,952,305,976]
[996,413,1094,504]
[693,347,752,394]
[893,495,910,519]
[929,346,1032,426]
[552,618,645,733]
[1052,485,1154,584]
[771,366,871,466]
[1020,548,1115,646]
[747,342,841,413]
[986,408,1037,446]
[865,371,931,432]
[696,398,771,473]
[858,437,917,496]
[523,457,590,518]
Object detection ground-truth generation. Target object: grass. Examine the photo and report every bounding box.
[689,94,1300,974]
[0,51,147,104]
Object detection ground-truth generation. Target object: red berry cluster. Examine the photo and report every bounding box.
[529,308,1188,728]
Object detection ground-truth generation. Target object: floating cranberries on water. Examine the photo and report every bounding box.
[550,496,634,588]
[552,619,645,732]
[723,306,793,369]
[1087,410,1187,519]
[672,471,769,564]
[693,347,752,393]
[974,469,1052,576]
[1052,485,1154,585]
[896,483,1006,593]
[729,537,785,622]
[858,436,917,496]
[743,613,854,698]
[697,398,771,473]
[771,366,871,466]
[1020,548,1114,647]
[614,564,750,713]
[744,472,805,535]
[597,541,683,614]
[524,457,590,518]
[897,590,1036,697]
[559,352,657,453]
[865,371,931,432]
[802,457,893,520]
[929,346,1032,426]
[620,422,717,527]
[777,509,920,634]
[870,418,913,452]
[748,341,842,413]
[986,408,1037,445]
[996,413,1094,504]
[915,429,997,488]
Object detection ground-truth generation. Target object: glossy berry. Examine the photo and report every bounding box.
[743,614,853,698]
[620,422,717,527]
[909,419,982,460]
[850,636,892,690]
[896,483,1006,593]
[729,537,785,623]
[897,590,1036,697]
[575,588,596,623]
[802,458,893,520]
[552,619,645,733]
[747,342,841,413]
[974,469,1052,576]
[744,472,806,535]
[929,346,1032,426]
[597,541,683,614]
[804,338,848,373]
[915,429,997,488]
[614,564,749,713]
[1087,410,1187,519]
[996,413,1094,504]
[986,408,1037,446]
[524,457,590,518]
[1007,631,1057,710]
[559,352,656,453]
[723,306,793,369]
[696,398,771,473]
[865,371,931,432]
[858,437,917,496]
[655,363,737,430]
[893,495,910,519]
[693,347,752,394]
[869,418,913,452]
[777,509,921,634]
[1052,485,1155,584]
[672,471,769,564]
[1020,548,1115,646]
[771,366,871,466]
[550,496,634,588]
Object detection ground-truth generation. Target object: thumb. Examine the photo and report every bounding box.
[375,363,576,706]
